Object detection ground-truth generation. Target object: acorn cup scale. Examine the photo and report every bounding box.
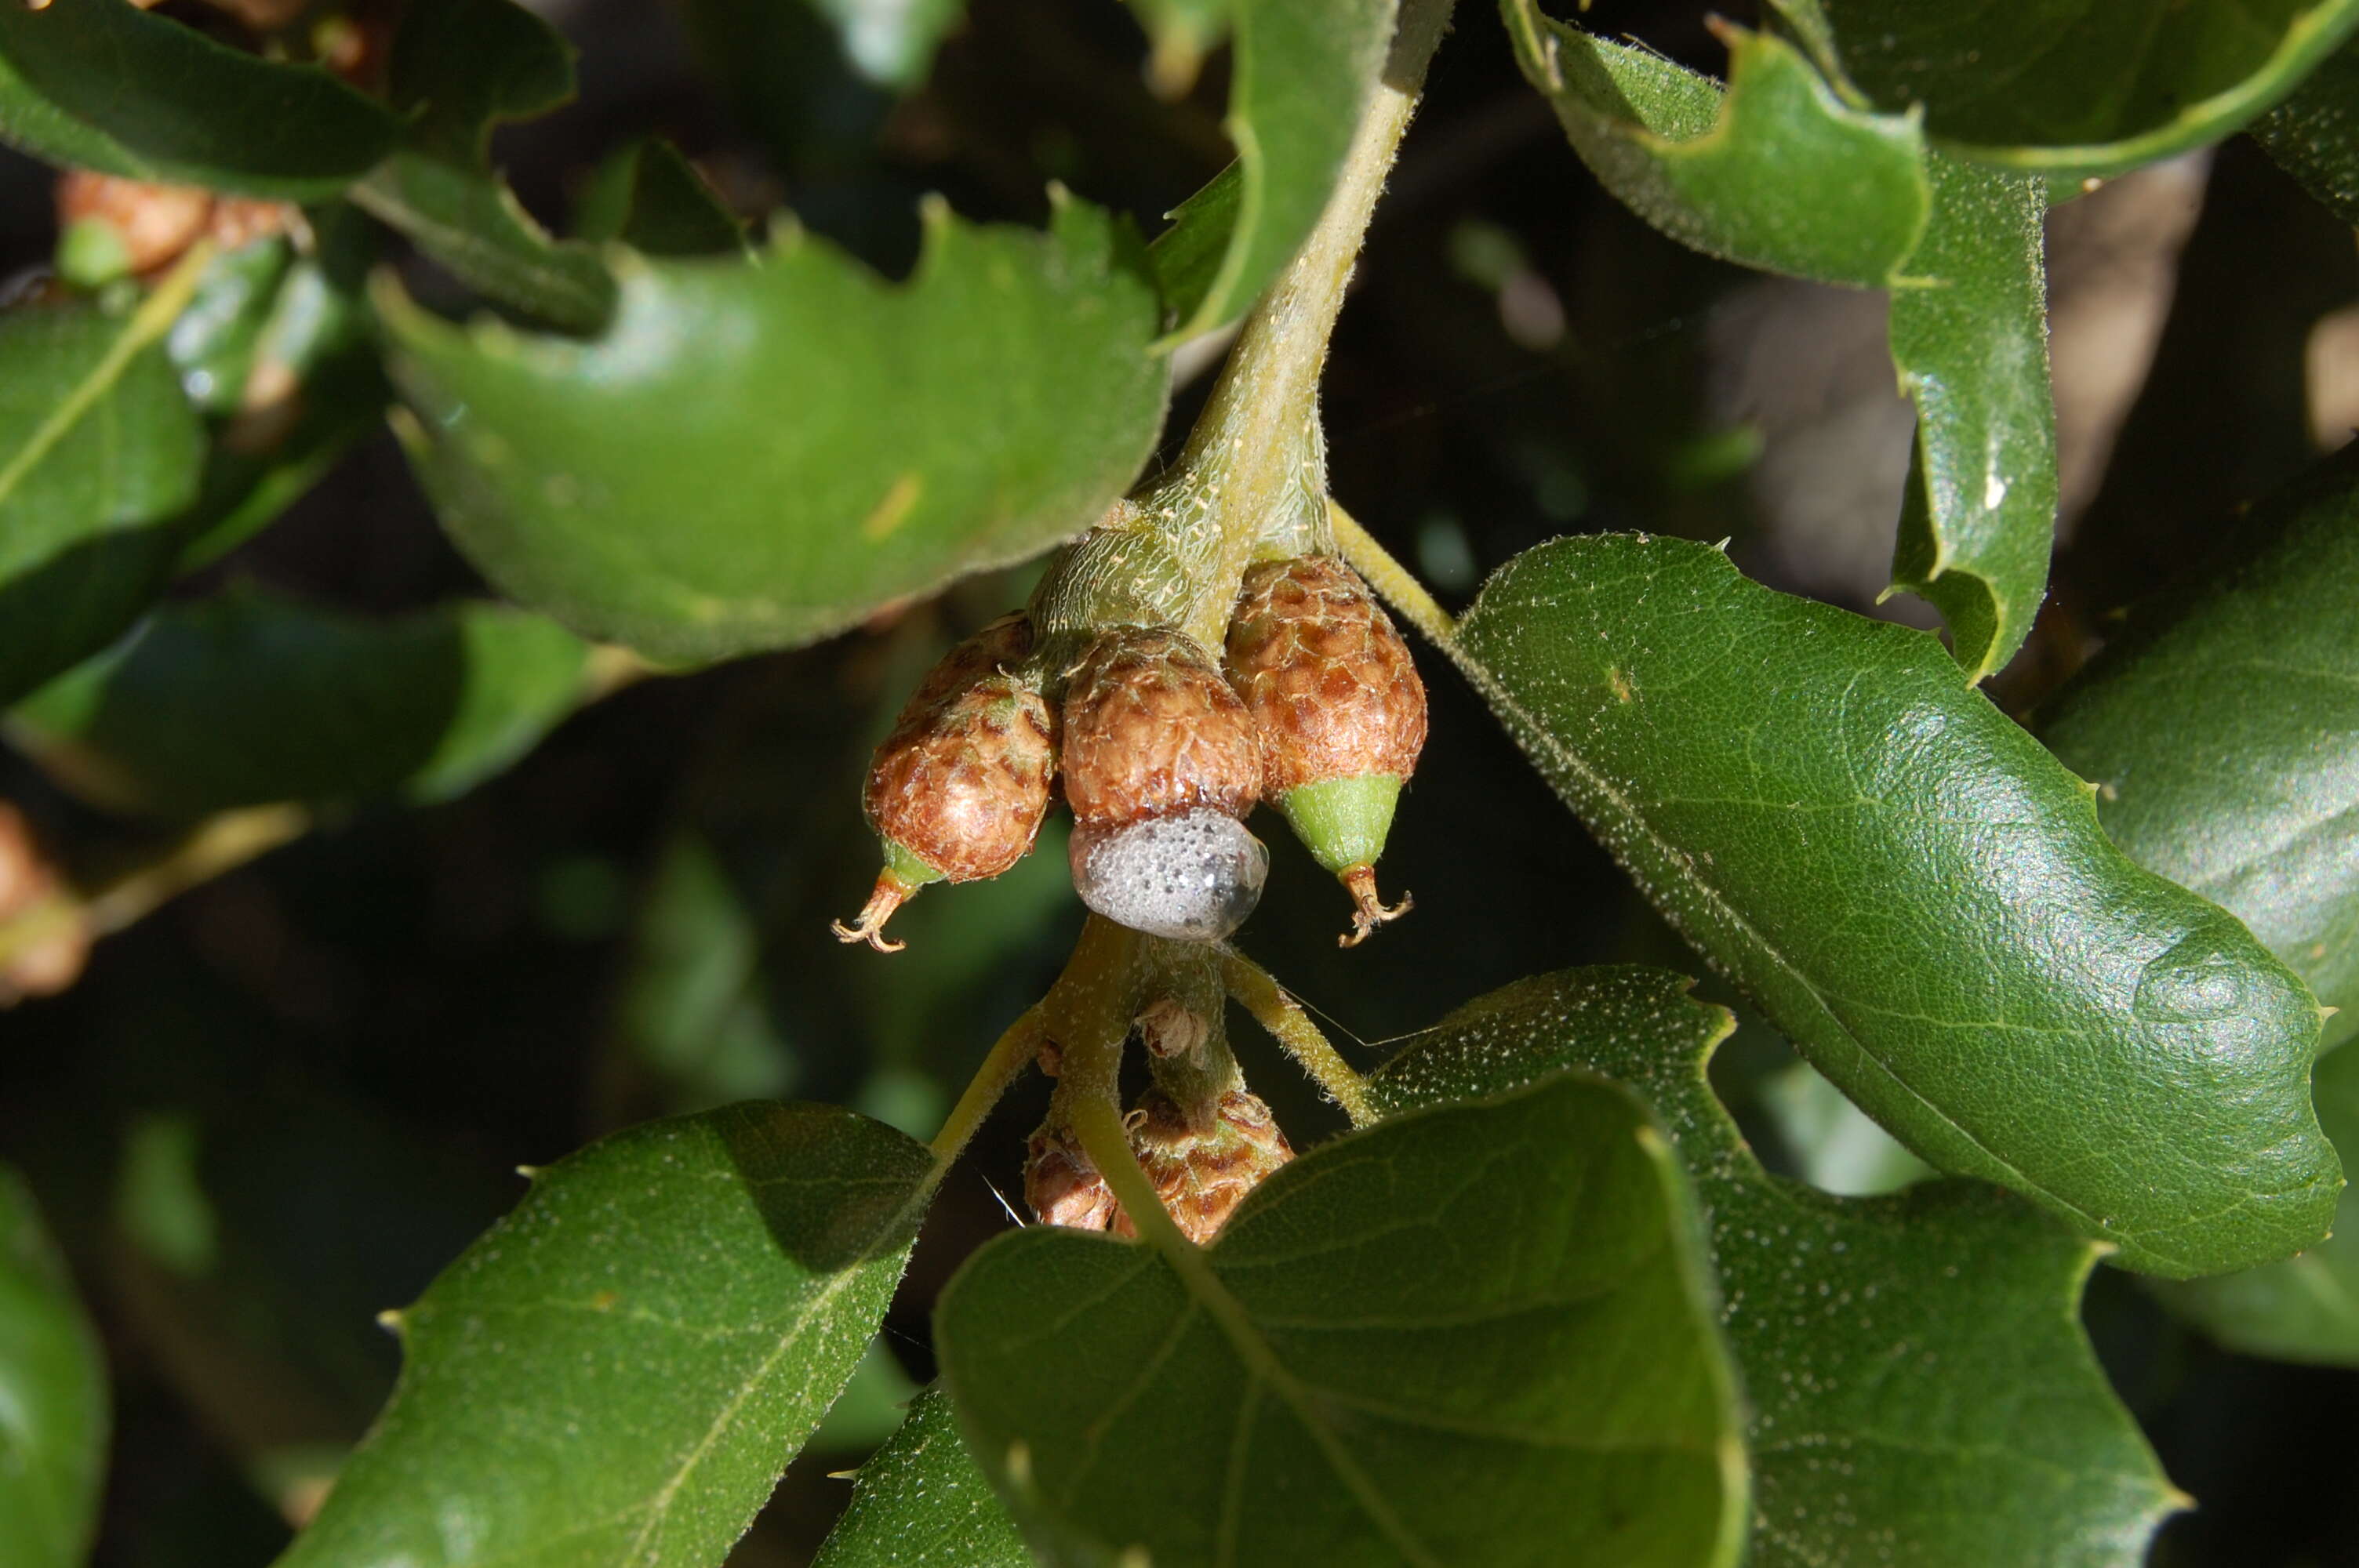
[1224,555,1427,944]
[834,615,1056,952]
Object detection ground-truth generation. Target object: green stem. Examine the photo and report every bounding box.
[0,804,310,973]
[1219,949,1376,1126]
[1328,498,1458,647]
[1165,0,1458,650]
[927,1004,1045,1164]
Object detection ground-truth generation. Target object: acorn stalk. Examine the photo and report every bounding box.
[1224,556,1427,945]
[834,614,1054,953]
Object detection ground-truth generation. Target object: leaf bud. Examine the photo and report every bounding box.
[834,614,1053,952]
[1224,555,1427,945]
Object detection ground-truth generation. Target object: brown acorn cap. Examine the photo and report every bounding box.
[55,171,213,277]
[1060,627,1260,830]
[1110,1089,1292,1246]
[1024,1120,1118,1231]
[1223,556,1426,798]
[0,801,88,1007]
[860,615,1056,885]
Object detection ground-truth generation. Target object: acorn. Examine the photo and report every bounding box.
[1060,627,1268,942]
[1023,1119,1118,1232]
[833,614,1055,952]
[1109,1088,1292,1246]
[0,801,89,1007]
[1224,556,1427,946]
[54,171,213,286]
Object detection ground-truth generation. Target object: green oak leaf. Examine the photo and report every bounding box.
[2038,449,2359,1360]
[2042,448,2359,1051]
[1370,967,2183,1568]
[0,296,205,710]
[1886,157,2057,681]
[0,0,395,199]
[0,1168,110,1568]
[575,139,749,258]
[382,194,1169,664]
[275,1102,935,1568]
[1498,9,1928,289]
[352,0,616,333]
[1771,0,2359,180]
[353,158,617,334]
[2253,39,2359,254]
[810,1385,1030,1568]
[1503,10,2055,679]
[1148,0,1397,343]
[1453,532,2338,1276]
[938,1073,1748,1568]
[2152,1041,2359,1363]
[8,587,598,817]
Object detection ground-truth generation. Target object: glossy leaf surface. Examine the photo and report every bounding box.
[2154,1041,2359,1363]
[1499,9,1927,289]
[2042,449,2359,1051]
[1502,13,2059,678]
[1886,157,2056,681]
[939,1074,1747,1568]
[810,1385,1030,1568]
[385,198,1168,663]
[1774,0,2359,179]
[276,1102,935,1568]
[1454,532,2337,1276]
[1152,0,1396,342]
[1371,967,2181,1568]
[2253,38,2359,227]
[2039,452,2359,1359]
[0,1169,109,1568]
[0,298,205,709]
[0,0,394,198]
[352,0,616,332]
[9,588,596,817]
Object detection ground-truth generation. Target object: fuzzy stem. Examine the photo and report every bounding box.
[1164,0,1458,648]
[1328,498,1459,646]
[0,804,311,972]
[0,642,650,982]
[1219,949,1376,1127]
[927,1004,1045,1163]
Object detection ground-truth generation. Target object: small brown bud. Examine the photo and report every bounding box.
[1224,556,1425,798]
[1023,1121,1118,1231]
[860,615,1055,885]
[1136,993,1209,1060]
[56,171,213,278]
[1060,627,1259,830]
[1110,1089,1292,1246]
[0,802,89,1007]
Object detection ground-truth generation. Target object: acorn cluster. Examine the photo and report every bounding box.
[834,553,1426,952]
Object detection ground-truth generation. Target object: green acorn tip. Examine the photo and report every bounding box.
[1275,775,1412,946]
[56,216,132,289]
[1278,773,1403,874]
[831,840,943,953]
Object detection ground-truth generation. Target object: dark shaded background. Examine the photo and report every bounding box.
[2,1,2355,1562]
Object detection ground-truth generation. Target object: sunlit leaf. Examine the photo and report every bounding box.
[939,1074,1748,1567]
[276,1102,936,1568]
[1372,967,2182,1568]
[1454,532,2337,1276]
